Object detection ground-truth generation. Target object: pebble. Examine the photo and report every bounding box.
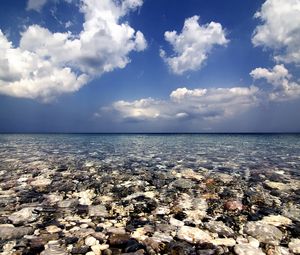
[234,244,265,255]
[264,181,290,191]
[289,238,300,254]
[260,215,292,226]
[204,220,235,237]
[152,232,173,243]
[170,217,184,227]
[109,234,131,246]
[31,177,52,191]
[211,238,236,247]
[224,200,243,211]
[89,205,108,217]
[8,208,38,225]
[0,224,33,240]
[177,226,212,244]
[85,236,98,246]
[244,221,283,245]
[171,179,196,189]
[46,225,62,234]
[41,243,67,255]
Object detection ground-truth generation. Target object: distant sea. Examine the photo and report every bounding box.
[0,133,299,174]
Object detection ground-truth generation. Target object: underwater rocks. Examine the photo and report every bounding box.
[224,200,243,211]
[260,215,292,227]
[88,205,108,217]
[244,221,283,245]
[234,244,265,255]
[289,239,300,254]
[0,137,300,255]
[8,207,39,225]
[0,224,33,240]
[204,221,235,237]
[177,226,212,244]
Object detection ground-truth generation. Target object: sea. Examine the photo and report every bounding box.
[0,133,299,174]
[0,133,300,253]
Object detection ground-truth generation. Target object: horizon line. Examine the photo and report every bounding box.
[0,132,299,135]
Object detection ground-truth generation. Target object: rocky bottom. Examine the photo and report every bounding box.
[0,164,300,255]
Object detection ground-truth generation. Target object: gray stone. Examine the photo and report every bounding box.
[8,207,38,225]
[0,224,33,240]
[57,199,78,208]
[152,231,173,243]
[289,238,300,254]
[260,215,292,227]
[234,244,265,255]
[177,226,212,244]
[264,181,289,191]
[172,179,195,189]
[204,221,235,237]
[244,221,283,245]
[41,243,67,255]
[282,204,300,222]
[89,205,108,217]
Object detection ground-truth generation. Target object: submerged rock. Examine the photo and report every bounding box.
[41,242,67,255]
[289,238,300,254]
[264,181,290,191]
[244,221,283,245]
[204,220,235,237]
[89,205,108,217]
[234,244,265,255]
[76,190,95,205]
[260,215,292,227]
[85,236,99,246]
[224,200,243,211]
[166,241,195,255]
[282,203,300,222]
[46,225,62,234]
[31,177,52,191]
[109,234,131,246]
[8,207,38,225]
[0,224,33,240]
[171,179,195,189]
[211,238,236,247]
[177,226,212,244]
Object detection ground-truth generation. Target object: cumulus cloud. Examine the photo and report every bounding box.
[98,64,300,122]
[251,64,300,101]
[99,85,259,122]
[160,15,229,74]
[26,0,48,12]
[26,0,76,12]
[252,0,300,63]
[0,0,146,101]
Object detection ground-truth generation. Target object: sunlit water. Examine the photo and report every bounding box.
[0,134,299,176]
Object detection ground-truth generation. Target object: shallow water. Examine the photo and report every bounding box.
[0,134,300,254]
[0,134,299,174]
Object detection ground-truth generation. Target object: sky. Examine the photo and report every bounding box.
[0,0,300,133]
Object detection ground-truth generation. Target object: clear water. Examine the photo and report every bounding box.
[0,134,299,175]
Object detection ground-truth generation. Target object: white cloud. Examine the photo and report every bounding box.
[160,15,229,74]
[112,98,164,120]
[26,0,48,12]
[250,64,300,101]
[170,87,207,102]
[99,85,259,122]
[65,21,73,29]
[98,64,300,122]
[0,0,146,101]
[252,0,300,63]
[26,0,77,12]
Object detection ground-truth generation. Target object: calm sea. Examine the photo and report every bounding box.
[0,134,299,175]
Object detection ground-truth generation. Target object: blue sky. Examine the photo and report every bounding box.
[0,0,299,132]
